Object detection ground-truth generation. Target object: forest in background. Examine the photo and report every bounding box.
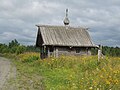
[0,39,120,57]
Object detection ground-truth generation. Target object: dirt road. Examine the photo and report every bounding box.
[0,57,16,90]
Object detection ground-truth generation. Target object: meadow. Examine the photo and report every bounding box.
[6,52,119,90]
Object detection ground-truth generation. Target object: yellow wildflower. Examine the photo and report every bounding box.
[89,87,93,90]
[106,80,110,85]
[97,88,99,90]
[93,81,97,85]
[109,67,112,71]
[113,70,119,74]
[108,76,111,78]
[101,68,106,72]
[100,75,104,78]
[114,79,119,84]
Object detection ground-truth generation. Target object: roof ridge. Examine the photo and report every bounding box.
[36,24,87,29]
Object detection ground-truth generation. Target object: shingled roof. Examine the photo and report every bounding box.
[36,25,96,47]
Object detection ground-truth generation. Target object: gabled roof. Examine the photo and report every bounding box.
[36,25,97,47]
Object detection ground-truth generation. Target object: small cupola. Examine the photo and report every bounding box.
[63,9,70,26]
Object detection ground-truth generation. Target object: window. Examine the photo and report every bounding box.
[76,48,80,53]
[49,47,54,52]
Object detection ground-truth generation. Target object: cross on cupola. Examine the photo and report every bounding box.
[63,9,70,26]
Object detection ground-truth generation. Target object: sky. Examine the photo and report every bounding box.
[0,0,120,47]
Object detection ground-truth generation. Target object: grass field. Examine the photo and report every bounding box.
[3,52,120,90]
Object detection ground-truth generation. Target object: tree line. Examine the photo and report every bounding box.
[0,39,120,56]
[91,46,120,57]
[0,39,39,54]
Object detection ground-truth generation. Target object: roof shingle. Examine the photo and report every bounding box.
[36,25,96,47]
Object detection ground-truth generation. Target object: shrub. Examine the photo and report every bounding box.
[18,52,40,62]
[16,45,26,54]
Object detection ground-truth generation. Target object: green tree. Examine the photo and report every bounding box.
[9,39,20,48]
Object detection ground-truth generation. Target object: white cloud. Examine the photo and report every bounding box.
[0,0,120,46]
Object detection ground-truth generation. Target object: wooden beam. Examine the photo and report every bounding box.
[56,48,58,58]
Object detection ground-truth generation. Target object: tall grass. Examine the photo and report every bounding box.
[13,53,120,90]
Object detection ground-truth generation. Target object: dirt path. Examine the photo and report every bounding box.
[0,57,16,90]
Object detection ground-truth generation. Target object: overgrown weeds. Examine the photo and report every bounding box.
[2,52,120,90]
[15,53,120,90]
